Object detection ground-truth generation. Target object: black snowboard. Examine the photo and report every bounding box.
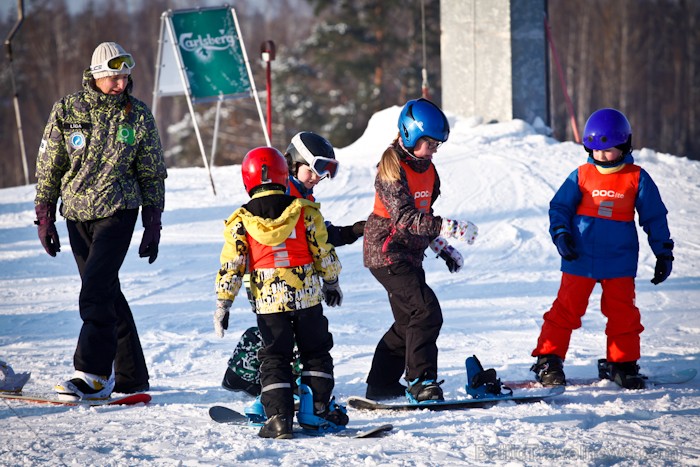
[208,405,393,439]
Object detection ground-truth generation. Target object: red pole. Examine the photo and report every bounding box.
[421,68,430,100]
[265,61,272,139]
[544,15,580,144]
[260,40,276,143]
[420,0,430,99]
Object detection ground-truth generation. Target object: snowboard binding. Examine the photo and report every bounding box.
[465,355,513,399]
[244,396,267,426]
[296,383,348,434]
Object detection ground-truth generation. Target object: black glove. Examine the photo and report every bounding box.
[554,232,578,261]
[34,203,61,257]
[439,245,463,273]
[322,279,343,307]
[337,220,366,245]
[139,206,162,264]
[651,254,674,285]
[352,220,366,237]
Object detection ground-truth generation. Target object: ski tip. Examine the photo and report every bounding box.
[57,393,81,402]
[352,423,394,438]
[109,393,152,405]
[347,396,376,403]
[346,396,380,408]
[548,385,566,396]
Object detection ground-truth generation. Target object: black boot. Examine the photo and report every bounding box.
[365,381,407,400]
[606,360,646,389]
[258,414,294,439]
[531,354,566,386]
[113,381,149,394]
[316,397,349,427]
[406,378,444,402]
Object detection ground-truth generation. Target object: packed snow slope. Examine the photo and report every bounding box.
[1,107,699,466]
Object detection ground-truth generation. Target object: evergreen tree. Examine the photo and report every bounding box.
[273,0,441,147]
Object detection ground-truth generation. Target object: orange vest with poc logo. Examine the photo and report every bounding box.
[576,164,640,222]
[248,211,312,269]
[373,160,436,218]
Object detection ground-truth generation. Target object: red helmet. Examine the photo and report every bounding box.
[241,147,289,195]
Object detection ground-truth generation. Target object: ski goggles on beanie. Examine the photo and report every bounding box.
[90,54,135,74]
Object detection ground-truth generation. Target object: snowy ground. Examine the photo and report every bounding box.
[1,107,699,466]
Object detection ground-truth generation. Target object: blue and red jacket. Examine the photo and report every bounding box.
[549,153,673,279]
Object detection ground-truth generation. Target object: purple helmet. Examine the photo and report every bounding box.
[582,108,632,151]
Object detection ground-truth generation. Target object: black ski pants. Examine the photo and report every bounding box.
[66,208,149,388]
[257,304,334,416]
[367,262,443,386]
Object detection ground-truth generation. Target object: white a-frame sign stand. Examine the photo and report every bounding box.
[152,5,270,195]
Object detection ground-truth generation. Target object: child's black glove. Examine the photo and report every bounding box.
[352,220,366,237]
[554,232,578,261]
[322,279,343,307]
[651,254,674,285]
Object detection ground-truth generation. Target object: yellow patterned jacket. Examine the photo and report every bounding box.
[216,190,341,314]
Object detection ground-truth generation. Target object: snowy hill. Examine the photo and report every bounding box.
[1,107,699,466]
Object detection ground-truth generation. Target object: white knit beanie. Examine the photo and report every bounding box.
[90,42,132,79]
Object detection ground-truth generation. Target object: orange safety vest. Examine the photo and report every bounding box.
[576,164,640,222]
[288,182,315,202]
[247,211,313,269]
[373,160,436,218]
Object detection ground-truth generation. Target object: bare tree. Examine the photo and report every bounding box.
[548,0,699,160]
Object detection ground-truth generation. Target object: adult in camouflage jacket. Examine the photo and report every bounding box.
[34,42,166,400]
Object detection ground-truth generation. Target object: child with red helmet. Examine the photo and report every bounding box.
[531,108,674,389]
[220,132,365,397]
[213,147,348,438]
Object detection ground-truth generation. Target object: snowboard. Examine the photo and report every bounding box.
[506,367,697,389]
[346,385,565,412]
[0,392,151,407]
[208,405,393,438]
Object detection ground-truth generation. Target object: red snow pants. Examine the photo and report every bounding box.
[532,272,644,363]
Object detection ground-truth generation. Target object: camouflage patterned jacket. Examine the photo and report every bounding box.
[216,190,342,314]
[34,70,167,221]
[363,144,443,269]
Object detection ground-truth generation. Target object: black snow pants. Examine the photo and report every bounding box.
[66,208,149,389]
[257,304,334,416]
[366,261,443,386]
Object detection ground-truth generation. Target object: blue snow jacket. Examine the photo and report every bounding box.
[549,153,673,279]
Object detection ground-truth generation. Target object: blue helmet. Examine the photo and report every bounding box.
[582,108,632,151]
[398,98,450,149]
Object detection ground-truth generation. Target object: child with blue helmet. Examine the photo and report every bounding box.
[531,108,674,389]
[363,98,479,402]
